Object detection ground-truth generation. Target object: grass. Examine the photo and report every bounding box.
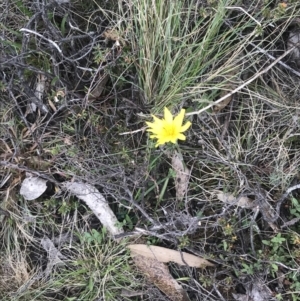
[1,0,300,300]
[128,0,248,111]
[0,229,137,300]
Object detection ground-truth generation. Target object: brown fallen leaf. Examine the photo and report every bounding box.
[213,85,234,112]
[88,72,109,100]
[128,244,214,268]
[216,191,256,209]
[132,254,189,301]
[216,190,279,232]
[171,151,190,201]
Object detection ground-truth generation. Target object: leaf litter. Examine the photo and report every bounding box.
[20,173,47,201]
[128,244,214,268]
[171,151,190,201]
[128,244,213,300]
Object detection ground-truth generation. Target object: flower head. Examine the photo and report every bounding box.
[146,107,191,147]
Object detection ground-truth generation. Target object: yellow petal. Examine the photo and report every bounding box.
[152,115,163,124]
[157,135,169,145]
[146,126,159,133]
[180,121,191,132]
[173,109,185,129]
[146,121,154,129]
[147,117,162,127]
[164,107,173,123]
[176,133,186,141]
[169,136,178,143]
[146,116,164,133]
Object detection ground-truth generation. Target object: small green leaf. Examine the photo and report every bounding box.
[271,263,278,272]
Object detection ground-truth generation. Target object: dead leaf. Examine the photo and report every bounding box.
[213,73,238,113]
[63,181,124,237]
[216,191,279,232]
[132,254,189,301]
[34,74,46,101]
[25,74,48,115]
[102,28,125,45]
[63,136,73,146]
[102,29,120,42]
[232,294,250,301]
[213,87,234,112]
[88,73,109,100]
[48,98,57,111]
[128,244,214,268]
[40,236,66,267]
[171,151,190,201]
[20,175,47,200]
[216,191,256,209]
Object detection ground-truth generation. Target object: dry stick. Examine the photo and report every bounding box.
[225,6,262,26]
[281,217,300,229]
[20,28,63,54]
[186,45,296,117]
[248,40,300,78]
[119,126,146,136]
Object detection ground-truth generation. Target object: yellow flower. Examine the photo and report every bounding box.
[146,107,191,147]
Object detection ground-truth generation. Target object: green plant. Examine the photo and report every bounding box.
[262,233,286,253]
[199,274,213,288]
[290,197,300,218]
[178,235,190,248]
[261,232,300,300]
